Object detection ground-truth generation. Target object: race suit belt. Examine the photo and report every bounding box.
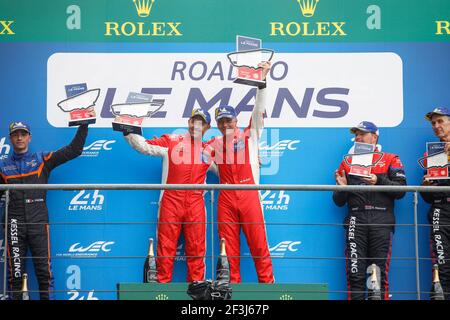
[350,205,387,212]
[432,198,450,204]
[25,198,44,203]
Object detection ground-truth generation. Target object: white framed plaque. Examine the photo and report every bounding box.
[421,142,450,180]
[111,92,163,135]
[57,83,99,126]
[344,142,381,178]
[227,35,274,87]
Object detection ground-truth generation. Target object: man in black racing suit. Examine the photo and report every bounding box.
[420,107,450,300]
[0,120,92,300]
[333,121,407,300]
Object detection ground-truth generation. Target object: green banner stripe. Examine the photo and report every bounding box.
[0,0,449,42]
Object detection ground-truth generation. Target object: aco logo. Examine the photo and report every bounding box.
[270,0,346,37]
[105,0,182,37]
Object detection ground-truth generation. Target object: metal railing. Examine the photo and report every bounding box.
[2,183,450,300]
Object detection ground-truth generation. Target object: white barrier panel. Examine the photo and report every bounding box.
[47,52,403,128]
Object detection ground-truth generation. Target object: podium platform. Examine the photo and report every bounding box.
[117,283,328,300]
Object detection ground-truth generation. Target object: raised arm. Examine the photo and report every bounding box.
[248,88,267,140]
[248,61,271,139]
[125,133,169,157]
[44,124,89,170]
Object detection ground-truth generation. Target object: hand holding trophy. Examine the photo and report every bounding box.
[57,83,99,126]
[111,92,164,135]
[418,142,450,180]
[343,142,383,178]
[227,35,274,88]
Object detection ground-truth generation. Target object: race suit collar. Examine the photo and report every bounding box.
[11,150,30,161]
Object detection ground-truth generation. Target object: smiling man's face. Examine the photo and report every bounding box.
[10,130,32,153]
[431,114,450,141]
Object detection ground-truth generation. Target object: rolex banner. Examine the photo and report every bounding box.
[0,0,449,301]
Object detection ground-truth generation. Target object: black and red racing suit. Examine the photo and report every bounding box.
[333,150,406,300]
[420,152,450,300]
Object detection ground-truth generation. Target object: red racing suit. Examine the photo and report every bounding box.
[333,149,406,300]
[125,133,214,283]
[208,88,274,283]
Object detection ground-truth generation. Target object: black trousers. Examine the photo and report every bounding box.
[344,210,394,300]
[428,205,450,300]
[7,215,53,300]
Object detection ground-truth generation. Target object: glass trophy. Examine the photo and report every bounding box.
[111,92,163,135]
[57,83,99,126]
[418,142,449,179]
[344,142,383,178]
[227,35,274,87]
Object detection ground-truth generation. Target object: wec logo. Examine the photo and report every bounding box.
[260,140,300,151]
[69,241,114,253]
[269,241,301,257]
[260,139,300,158]
[84,140,115,151]
[81,140,116,157]
[82,140,116,157]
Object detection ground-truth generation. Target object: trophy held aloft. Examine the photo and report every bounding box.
[111,92,164,136]
[227,35,274,88]
[57,84,99,126]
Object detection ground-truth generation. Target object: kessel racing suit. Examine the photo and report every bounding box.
[0,125,88,300]
[333,150,406,300]
[420,152,450,300]
[125,133,214,283]
[207,88,274,283]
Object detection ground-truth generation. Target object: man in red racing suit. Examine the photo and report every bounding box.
[124,108,214,283]
[207,62,274,283]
